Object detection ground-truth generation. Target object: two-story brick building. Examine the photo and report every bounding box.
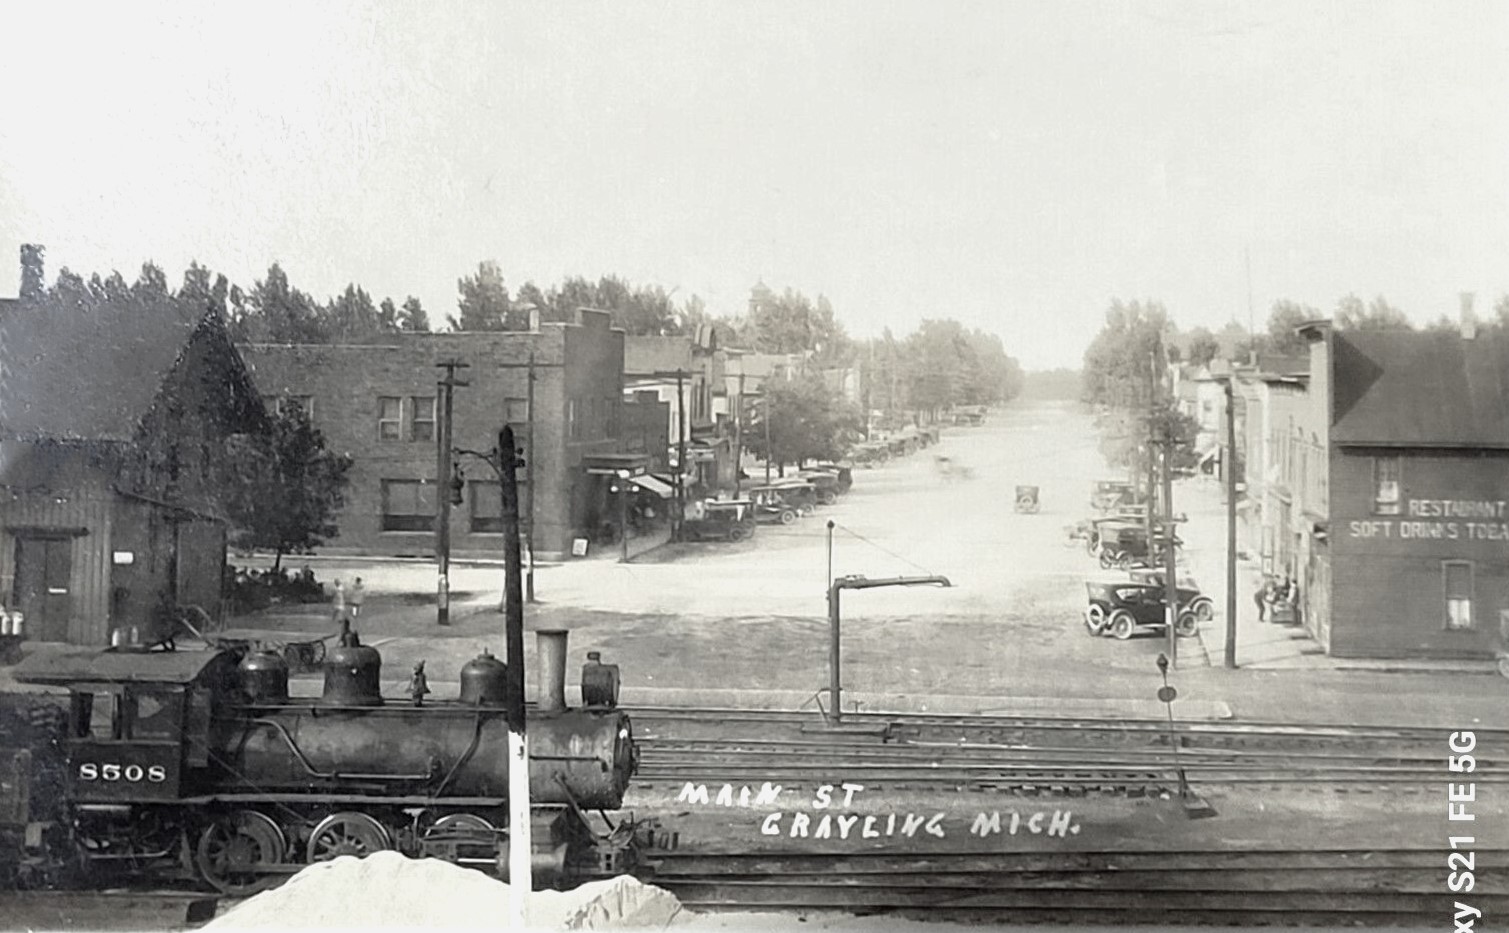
[242,309,643,561]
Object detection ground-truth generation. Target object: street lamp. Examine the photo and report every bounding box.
[608,469,633,563]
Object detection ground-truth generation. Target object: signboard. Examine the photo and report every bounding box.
[1346,498,1509,543]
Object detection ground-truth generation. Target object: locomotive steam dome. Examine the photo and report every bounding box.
[323,633,383,706]
[459,649,507,705]
[239,649,290,703]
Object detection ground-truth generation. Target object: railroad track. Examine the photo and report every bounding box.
[640,848,1509,925]
[629,707,1503,790]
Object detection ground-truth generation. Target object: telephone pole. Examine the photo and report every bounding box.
[497,424,532,923]
[435,360,469,626]
[733,372,746,497]
[525,351,537,603]
[675,371,688,541]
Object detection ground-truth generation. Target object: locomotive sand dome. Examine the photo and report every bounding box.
[9,627,642,895]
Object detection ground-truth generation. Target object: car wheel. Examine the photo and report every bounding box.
[728,525,752,542]
[779,509,797,525]
[1085,604,1107,635]
[1191,599,1215,621]
[1109,610,1135,641]
[1098,549,1116,570]
[1176,611,1199,637]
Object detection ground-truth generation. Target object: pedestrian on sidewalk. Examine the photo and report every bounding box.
[332,579,348,624]
[1253,575,1273,623]
[349,577,366,618]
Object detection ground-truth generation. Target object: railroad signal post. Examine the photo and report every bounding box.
[826,574,952,726]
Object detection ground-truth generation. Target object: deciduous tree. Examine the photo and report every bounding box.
[221,400,352,572]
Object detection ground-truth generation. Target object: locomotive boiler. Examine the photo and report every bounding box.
[7,626,642,895]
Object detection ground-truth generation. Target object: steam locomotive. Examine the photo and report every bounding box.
[3,626,641,894]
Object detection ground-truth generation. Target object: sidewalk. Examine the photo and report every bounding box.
[1172,475,1500,674]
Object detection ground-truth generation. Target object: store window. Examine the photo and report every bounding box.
[1444,561,1473,630]
[381,479,436,532]
[1373,456,1401,515]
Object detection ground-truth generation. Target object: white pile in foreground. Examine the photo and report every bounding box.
[204,851,687,931]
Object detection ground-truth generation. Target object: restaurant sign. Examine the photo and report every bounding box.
[1348,498,1509,541]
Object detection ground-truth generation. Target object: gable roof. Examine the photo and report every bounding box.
[1331,329,1509,448]
[0,298,208,442]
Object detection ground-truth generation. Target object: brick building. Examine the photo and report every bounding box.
[241,309,639,561]
[1,297,266,645]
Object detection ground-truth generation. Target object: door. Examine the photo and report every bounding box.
[13,536,72,642]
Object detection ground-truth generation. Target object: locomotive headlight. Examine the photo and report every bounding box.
[618,727,630,741]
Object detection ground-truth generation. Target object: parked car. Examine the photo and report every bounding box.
[1096,524,1182,569]
[1126,569,1215,620]
[1091,480,1144,513]
[1084,580,1201,640]
[767,479,818,515]
[807,462,853,492]
[748,485,801,525]
[850,442,890,467]
[797,470,843,505]
[679,500,757,542]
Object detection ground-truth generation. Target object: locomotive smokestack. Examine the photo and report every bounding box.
[537,629,568,712]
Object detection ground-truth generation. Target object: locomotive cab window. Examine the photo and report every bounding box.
[128,688,180,740]
[72,689,121,741]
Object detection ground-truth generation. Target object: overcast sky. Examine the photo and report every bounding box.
[2,1,1506,369]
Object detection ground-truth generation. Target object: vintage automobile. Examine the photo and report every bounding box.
[849,442,890,467]
[680,500,757,542]
[1126,569,1215,620]
[796,471,843,505]
[1097,524,1182,569]
[1090,480,1144,513]
[1084,580,1201,640]
[748,485,801,525]
[1015,485,1040,514]
[767,479,818,515]
[807,462,853,493]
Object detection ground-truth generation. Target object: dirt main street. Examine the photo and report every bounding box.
[218,398,1508,729]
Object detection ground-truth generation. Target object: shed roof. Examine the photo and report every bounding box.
[0,298,207,442]
[1331,329,1509,448]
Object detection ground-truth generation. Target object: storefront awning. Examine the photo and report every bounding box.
[630,474,674,498]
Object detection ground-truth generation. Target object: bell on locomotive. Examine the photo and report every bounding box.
[459,648,508,705]
[322,622,383,706]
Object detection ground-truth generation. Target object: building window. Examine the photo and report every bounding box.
[381,479,436,532]
[1373,456,1401,515]
[505,397,529,426]
[468,479,529,533]
[410,396,436,442]
[378,397,403,441]
[265,395,315,420]
[1444,561,1473,630]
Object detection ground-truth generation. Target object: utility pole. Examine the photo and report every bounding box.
[435,360,469,626]
[1162,430,1179,669]
[733,372,745,497]
[1145,349,1157,549]
[497,424,531,923]
[762,394,772,485]
[525,351,536,603]
[674,371,687,541]
[1224,379,1238,669]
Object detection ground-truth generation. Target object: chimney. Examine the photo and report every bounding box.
[1460,292,1477,340]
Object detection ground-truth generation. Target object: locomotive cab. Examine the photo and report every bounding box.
[13,647,238,804]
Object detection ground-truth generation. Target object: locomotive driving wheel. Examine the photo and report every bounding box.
[196,810,287,895]
[306,812,392,863]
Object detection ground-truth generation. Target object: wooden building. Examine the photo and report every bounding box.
[1299,320,1509,659]
[0,298,265,645]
